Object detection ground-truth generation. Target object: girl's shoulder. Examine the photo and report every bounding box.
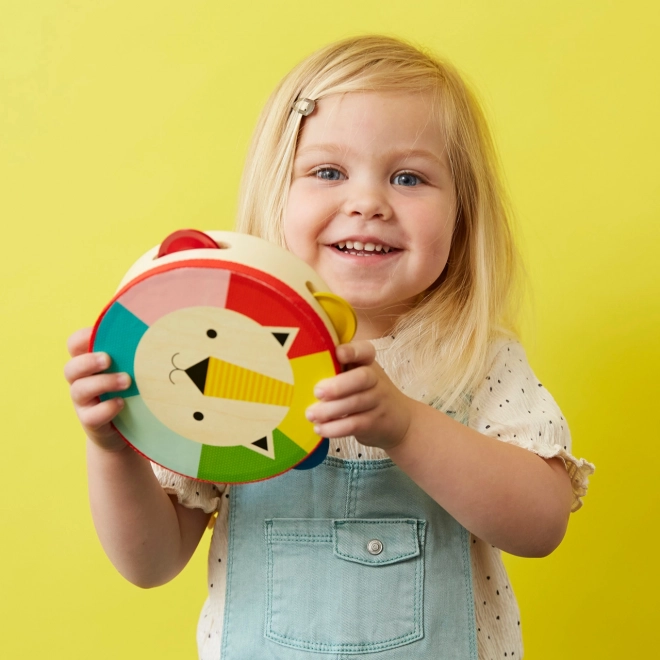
[471,336,564,436]
[484,334,524,366]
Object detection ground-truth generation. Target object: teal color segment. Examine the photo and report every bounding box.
[94,302,147,399]
[114,396,202,477]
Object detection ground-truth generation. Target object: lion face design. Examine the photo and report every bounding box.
[135,306,298,458]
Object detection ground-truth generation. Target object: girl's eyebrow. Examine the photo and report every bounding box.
[296,143,448,168]
[295,143,350,158]
[393,148,448,168]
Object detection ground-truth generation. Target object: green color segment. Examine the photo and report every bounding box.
[198,428,307,483]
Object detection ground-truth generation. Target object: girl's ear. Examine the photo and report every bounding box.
[157,229,219,257]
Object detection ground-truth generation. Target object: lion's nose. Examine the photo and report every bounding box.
[185,357,293,406]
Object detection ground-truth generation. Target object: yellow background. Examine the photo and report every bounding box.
[1,1,658,657]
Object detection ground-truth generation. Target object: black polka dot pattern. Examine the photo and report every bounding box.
[471,533,523,657]
[468,340,594,515]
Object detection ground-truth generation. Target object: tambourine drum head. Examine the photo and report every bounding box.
[92,261,339,483]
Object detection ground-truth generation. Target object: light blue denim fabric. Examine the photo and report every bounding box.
[221,457,477,659]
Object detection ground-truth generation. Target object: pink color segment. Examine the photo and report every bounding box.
[119,266,230,326]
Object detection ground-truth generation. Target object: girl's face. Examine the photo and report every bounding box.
[284,92,456,339]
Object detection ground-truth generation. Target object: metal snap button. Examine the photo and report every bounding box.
[367,539,383,555]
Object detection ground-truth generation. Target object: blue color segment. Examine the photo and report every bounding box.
[293,437,329,470]
[94,301,147,400]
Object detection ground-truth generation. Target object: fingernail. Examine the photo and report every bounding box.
[305,407,316,422]
[97,353,110,369]
[115,397,125,407]
[117,374,131,388]
[337,344,352,360]
[313,386,325,399]
[313,425,321,435]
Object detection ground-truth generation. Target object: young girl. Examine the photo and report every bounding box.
[65,35,594,659]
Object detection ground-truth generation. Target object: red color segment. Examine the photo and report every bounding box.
[226,272,332,360]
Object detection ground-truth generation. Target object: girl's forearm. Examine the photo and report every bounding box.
[86,438,209,587]
[386,401,573,558]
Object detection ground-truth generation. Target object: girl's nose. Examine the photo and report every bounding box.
[341,183,392,221]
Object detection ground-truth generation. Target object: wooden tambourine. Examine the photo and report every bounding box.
[91,230,356,484]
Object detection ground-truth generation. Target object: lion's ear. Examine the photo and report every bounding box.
[265,327,299,353]
[157,229,219,257]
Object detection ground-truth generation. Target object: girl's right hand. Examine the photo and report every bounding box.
[64,327,131,452]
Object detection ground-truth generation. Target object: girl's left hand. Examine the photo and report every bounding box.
[305,341,413,450]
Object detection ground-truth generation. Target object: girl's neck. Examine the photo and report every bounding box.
[353,304,415,341]
[353,315,393,342]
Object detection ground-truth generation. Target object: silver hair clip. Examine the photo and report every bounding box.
[292,98,316,116]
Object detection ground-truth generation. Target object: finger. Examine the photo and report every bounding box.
[67,327,94,358]
[306,392,377,424]
[312,414,372,441]
[78,397,125,432]
[64,351,111,384]
[314,366,378,401]
[70,372,131,405]
[336,340,376,367]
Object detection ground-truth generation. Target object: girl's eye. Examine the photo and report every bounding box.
[315,168,344,181]
[392,172,422,187]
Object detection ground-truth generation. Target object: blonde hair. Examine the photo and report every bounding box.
[236,35,521,418]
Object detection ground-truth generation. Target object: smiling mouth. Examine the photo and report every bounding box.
[332,241,398,256]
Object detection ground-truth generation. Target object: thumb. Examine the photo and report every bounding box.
[336,340,376,367]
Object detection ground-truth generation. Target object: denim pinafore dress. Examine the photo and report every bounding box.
[220,456,478,659]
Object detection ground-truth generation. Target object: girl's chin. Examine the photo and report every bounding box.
[334,285,416,309]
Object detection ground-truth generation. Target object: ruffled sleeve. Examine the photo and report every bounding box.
[468,340,595,512]
[151,463,226,514]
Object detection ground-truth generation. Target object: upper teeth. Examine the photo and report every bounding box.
[336,241,391,253]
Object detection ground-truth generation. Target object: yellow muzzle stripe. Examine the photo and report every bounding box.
[203,357,294,407]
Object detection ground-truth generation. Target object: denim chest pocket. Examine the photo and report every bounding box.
[265,517,427,654]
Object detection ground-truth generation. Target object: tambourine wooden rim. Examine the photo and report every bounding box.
[91,257,342,484]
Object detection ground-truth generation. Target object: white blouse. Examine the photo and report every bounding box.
[153,338,594,659]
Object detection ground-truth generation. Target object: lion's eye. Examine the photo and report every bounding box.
[193,412,204,421]
[207,329,217,338]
